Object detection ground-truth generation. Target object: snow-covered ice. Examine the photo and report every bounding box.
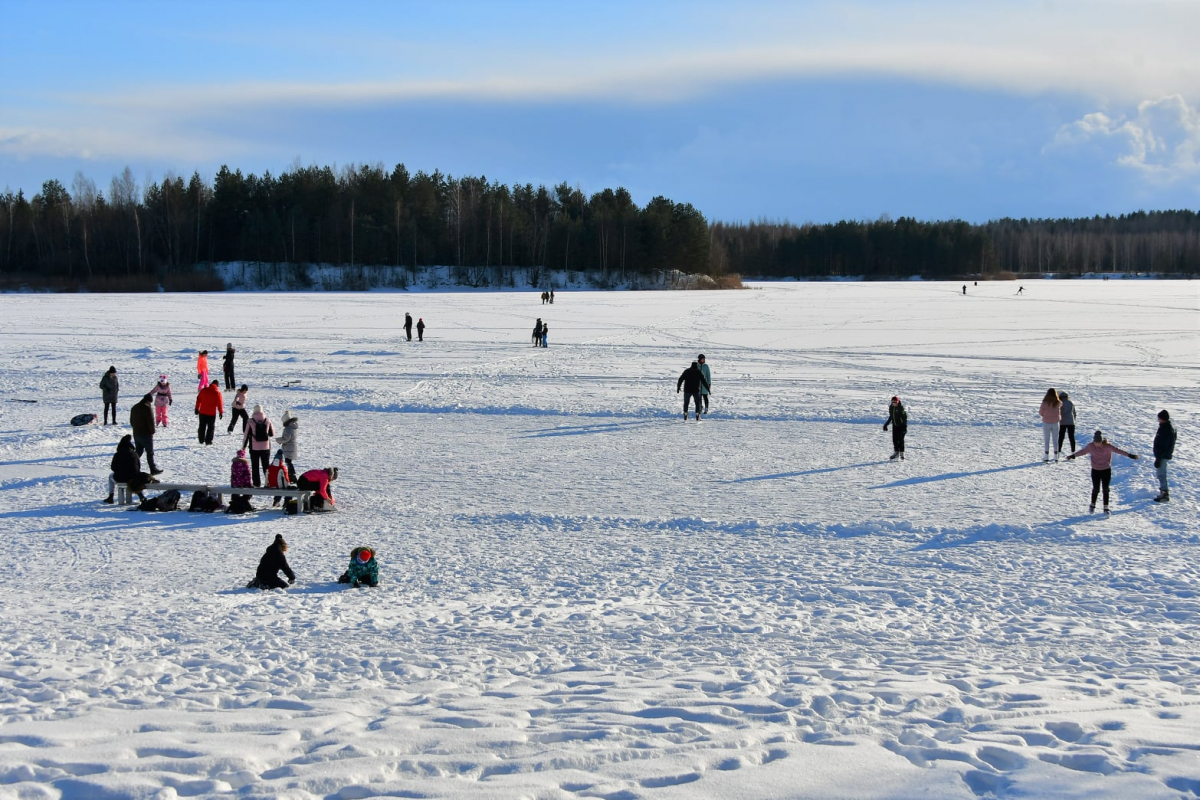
[0,281,1196,798]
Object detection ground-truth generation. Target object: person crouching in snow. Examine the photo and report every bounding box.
[228,449,254,514]
[248,534,294,590]
[338,547,379,587]
[152,375,172,427]
[1066,430,1139,515]
[298,467,337,511]
[883,396,907,460]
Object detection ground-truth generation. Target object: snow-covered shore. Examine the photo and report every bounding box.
[0,281,1196,798]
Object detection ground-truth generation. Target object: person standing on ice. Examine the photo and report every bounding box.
[222,343,236,391]
[249,534,294,589]
[194,380,224,445]
[1153,409,1177,503]
[130,393,163,474]
[697,354,712,416]
[541,322,549,347]
[276,410,299,482]
[533,318,543,346]
[1039,388,1063,461]
[962,285,967,295]
[416,317,425,342]
[227,384,249,434]
[1057,392,1077,454]
[1066,430,1138,514]
[883,396,907,460]
[404,313,413,341]
[242,404,276,487]
[99,366,120,425]
[196,350,210,391]
[676,361,709,421]
[151,375,172,427]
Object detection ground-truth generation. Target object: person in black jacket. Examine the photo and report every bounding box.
[1153,409,1177,502]
[250,534,295,590]
[223,343,236,390]
[99,366,119,424]
[129,393,162,474]
[404,313,413,341]
[676,361,710,421]
[883,396,908,460]
[103,435,149,504]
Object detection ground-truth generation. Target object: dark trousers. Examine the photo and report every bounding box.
[297,475,326,508]
[417,328,424,341]
[405,327,412,341]
[1090,468,1112,506]
[224,366,235,391]
[250,449,269,487]
[892,427,907,453]
[682,390,701,417]
[255,573,288,589]
[197,414,216,444]
[227,407,249,433]
[286,459,298,484]
[700,393,709,412]
[133,434,158,472]
[103,402,117,424]
[1058,424,1076,453]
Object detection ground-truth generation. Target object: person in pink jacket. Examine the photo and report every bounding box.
[1038,387,1063,461]
[1066,430,1139,514]
[242,404,276,487]
[151,375,173,427]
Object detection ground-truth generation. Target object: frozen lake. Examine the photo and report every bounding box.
[0,281,1197,798]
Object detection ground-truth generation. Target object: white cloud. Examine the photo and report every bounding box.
[1053,95,1200,179]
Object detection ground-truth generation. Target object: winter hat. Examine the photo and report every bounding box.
[159,374,167,381]
[252,404,263,415]
[142,393,153,403]
[1093,430,1103,442]
[274,533,287,550]
[1158,409,1170,421]
[357,548,373,563]
[108,365,116,372]
[691,361,699,368]
[698,354,706,360]
[211,380,220,387]
[227,343,233,349]
[1060,392,1069,400]
[236,449,247,458]
[891,396,900,403]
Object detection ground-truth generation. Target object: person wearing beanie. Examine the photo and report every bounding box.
[103,434,148,504]
[228,449,254,514]
[416,317,426,342]
[250,534,294,589]
[1153,409,1177,502]
[1066,430,1138,514]
[338,546,379,587]
[276,409,299,482]
[676,360,709,422]
[223,343,236,391]
[883,396,908,460]
[194,380,224,445]
[129,393,163,474]
[697,354,712,416]
[197,350,210,392]
[242,403,276,487]
[1057,392,1077,454]
[227,384,250,434]
[99,366,119,425]
[152,375,173,427]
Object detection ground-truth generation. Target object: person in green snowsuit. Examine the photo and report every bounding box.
[338,547,379,587]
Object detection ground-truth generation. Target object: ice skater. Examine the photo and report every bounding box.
[883,396,907,460]
[151,374,172,427]
[1038,388,1062,461]
[1057,392,1077,454]
[223,343,236,390]
[248,534,294,589]
[1153,409,1176,503]
[697,354,711,415]
[99,366,119,425]
[1016,286,1025,295]
[676,360,709,422]
[1065,430,1138,514]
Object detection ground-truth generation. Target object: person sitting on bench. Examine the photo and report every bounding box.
[248,534,294,590]
[297,467,337,511]
[103,435,149,504]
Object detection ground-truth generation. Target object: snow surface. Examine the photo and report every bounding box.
[0,281,1197,799]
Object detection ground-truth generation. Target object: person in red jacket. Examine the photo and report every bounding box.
[194,380,224,445]
[297,467,338,511]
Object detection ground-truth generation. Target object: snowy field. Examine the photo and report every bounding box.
[0,281,1197,799]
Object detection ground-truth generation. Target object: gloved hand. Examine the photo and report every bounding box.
[194,409,198,416]
[882,424,888,431]
[287,577,295,586]
[1155,458,1161,468]
[676,388,680,393]
[219,413,224,419]
[1131,454,1139,460]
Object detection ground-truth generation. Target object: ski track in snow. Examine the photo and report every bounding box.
[0,281,1197,798]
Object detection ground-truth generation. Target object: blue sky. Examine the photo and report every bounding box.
[2,0,1198,223]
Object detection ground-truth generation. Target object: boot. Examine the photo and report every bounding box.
[899,452,905,460]
[1103,505,1110,515]
[889,452,899,460]
[1088,503,1095,513]
[103,495,114,504]
[1154,491,1170,503]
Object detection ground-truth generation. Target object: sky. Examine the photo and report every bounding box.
[2,0,1199,224]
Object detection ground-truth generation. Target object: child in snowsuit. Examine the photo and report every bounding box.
[1066,430,1139,514]
[228,450,254,514]
[249,534,294,589]
[152,375,173,427]
[416,318,425,341]
[541,323,549,347]
[227,385,249,433]
[338,547,379,587]
[883,396,908,460]
[267,450,291,506]
[197,350,210,391]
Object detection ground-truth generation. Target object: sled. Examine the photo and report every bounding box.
[70,413,98,427]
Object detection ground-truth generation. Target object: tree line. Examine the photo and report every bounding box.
[2,163,1197,289]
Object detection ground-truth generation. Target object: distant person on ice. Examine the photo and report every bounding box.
[242,404,276,486]
[130,393,163,474]
[404,312,413,341]
[194,380,224,445]
[99,366,119,425]
[338,546,379,587]
[1039,388,1063,461]
[1057,392,1077,453]
[103,434,149,504]
[196,350,209,391]
[1153,409,1176,503]
[1017,286,1025,295]
[540,322,549,347]
[223,343,236,390]
[697,354,711,416]
[416,318,425,341]
[676,361,709,422]
[152,374,172,427]
[533,318,543,346]
[883,396,907,460]
[1066,430,1138,514]
[249,534,294,590]
[962,285,967,295]
[227,384,249,434]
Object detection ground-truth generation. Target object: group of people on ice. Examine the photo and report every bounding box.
[403,313,426,342]
[247,534,377,590]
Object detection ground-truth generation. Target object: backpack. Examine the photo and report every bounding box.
[138,489,181,512]
[188,490,223,512]
[254,419,270,442]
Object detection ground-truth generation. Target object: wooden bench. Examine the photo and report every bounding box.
[114,482,313,511]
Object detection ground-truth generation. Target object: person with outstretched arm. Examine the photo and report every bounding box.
[1066,430,1138,515]
[676,361,709,422]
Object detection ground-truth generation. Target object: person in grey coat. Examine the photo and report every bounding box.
[99,366,119,425]
[275,410,299,483]
[1057,392,1077,454]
